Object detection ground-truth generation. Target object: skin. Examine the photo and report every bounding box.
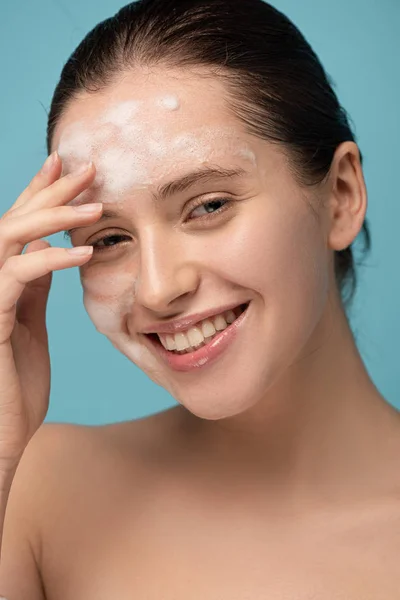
[42,65,400,595]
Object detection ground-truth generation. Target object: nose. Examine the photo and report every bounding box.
[134,226,199,314]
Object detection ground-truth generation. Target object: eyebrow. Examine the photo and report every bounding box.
[64,164,247,240]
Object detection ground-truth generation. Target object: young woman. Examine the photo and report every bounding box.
[1,0,399,597]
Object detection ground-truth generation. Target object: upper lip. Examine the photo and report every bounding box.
[140,301,249,335]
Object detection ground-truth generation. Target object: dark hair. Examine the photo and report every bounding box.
[46,0,371,312]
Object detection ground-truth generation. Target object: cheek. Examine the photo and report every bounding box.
[203,201,329,316]
[80,270,164,381]
[83,294,125,335]
[206,199,329,379]
[80,270,137,335]
[83,294,147,365]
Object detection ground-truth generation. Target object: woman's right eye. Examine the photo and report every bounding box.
[90,234,132,252]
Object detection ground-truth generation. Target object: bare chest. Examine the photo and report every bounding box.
[41,482,400,600]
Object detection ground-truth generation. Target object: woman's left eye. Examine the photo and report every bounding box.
[89,198,232,252]
[187,197,231,221]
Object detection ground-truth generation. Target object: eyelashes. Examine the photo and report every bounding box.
[89,197,233,252]
[91,233,131,251]
[186,197,230,221]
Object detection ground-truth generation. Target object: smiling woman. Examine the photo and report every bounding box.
[0,0,400,598]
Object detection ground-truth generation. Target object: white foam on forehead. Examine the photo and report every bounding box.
[93,123,117,144]
[146,131,170,157]
[95,127,229,196]
[100,100,141,127]
[119,121,146,145]
[58,122,93,162]
[236,147,257,166]
[58,102,258,201]
[156,94,180,111]
[171,131,212,157]
[97,146,152,193]
[58,121,116,176]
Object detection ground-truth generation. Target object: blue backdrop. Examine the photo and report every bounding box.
[0,0,399,425]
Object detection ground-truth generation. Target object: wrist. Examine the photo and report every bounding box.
[0,460,20,492]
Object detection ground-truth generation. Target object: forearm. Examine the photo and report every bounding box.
[0,464,20,561]
[0,469,18,600]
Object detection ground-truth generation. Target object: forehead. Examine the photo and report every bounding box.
[51,68,264,202]
[52,67,251,152]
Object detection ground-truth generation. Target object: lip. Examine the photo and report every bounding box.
[143,301,251,372]
[140,300,250,335]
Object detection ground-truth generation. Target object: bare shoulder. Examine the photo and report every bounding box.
[19,407,184,513]
[6,417,160,568]
[19,405,184,496]
[11,421,110,520]
[3,421,103,582]
[8,406,187,574]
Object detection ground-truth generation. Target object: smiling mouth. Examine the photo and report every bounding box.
[146,302,250,355]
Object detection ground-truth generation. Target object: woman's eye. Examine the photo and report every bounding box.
[90,234,131,251]
[89,198,232,252]
[187,197,231,220]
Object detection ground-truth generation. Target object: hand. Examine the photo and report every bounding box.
[0,152,102,472]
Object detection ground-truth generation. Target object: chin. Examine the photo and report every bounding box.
[174,389,260,421]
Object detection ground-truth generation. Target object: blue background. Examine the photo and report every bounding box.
[0,0,399,425]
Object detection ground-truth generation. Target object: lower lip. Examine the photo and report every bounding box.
[145,303,251,372]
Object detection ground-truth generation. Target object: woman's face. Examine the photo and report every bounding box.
[51,67,332,420]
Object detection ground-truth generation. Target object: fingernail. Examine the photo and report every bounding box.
[70,162,92,177]
[74,202,103,213]
[41,151,58,174]
[67,246,94,256]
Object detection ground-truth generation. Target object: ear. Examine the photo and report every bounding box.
[326,141,367,252]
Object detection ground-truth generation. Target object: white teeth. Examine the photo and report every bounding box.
[174,333,190,351]
[214,313,228,331]
[187,327,204,348]
[157,306,244,353]
[225,310,236,324]
[201,319,216,338]
[165,335,177,351]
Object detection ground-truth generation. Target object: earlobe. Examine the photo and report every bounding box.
[327,141,368,252]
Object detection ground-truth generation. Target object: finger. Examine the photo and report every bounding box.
[25,239,52,254]
[9,161,96,218]
[16,240,53,339]
[12,151,63,211]
[0,246,94,327]
[0,203,102,264]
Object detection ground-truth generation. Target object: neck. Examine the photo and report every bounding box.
[175,289,400,513]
